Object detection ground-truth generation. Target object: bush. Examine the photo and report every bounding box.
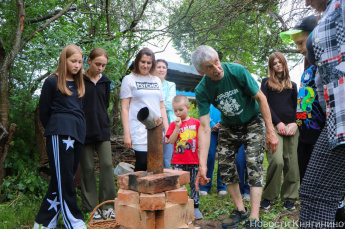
[189,102,199,119]
[1,169,48,202]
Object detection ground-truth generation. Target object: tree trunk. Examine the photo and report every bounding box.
[0,123,18,184]
[0,66,10,185]
[34,105,48,167]
[110,89,121,136]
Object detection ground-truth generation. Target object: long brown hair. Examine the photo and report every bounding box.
[85,47,108,75]
[132,48,156,75]
[55,44,85,98]
[267,52,292,92]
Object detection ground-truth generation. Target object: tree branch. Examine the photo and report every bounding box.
[106,0,111,36]
[25,8,78,24]
[19,0,78,52]
[121,0,149,34]
[30,72,51,94]
[0,123,8,141]
[1,123,19,163]
[277,49,300,53]
[3,0,25,71]
[265,10,288,31]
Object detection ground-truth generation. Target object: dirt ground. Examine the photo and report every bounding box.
[193,219,223,229]
[110,138,301,229]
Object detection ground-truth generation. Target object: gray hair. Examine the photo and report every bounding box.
[191,45,219,71]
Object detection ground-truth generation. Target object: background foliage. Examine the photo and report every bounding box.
[0,0,311,211]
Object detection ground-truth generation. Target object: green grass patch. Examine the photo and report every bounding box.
[0,153,300,228]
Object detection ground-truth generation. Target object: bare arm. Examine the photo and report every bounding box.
[195,114,212,190]
[198,114,211,168]
[168,117,181,144]
[121,98,132,149]
[253,89,278,153]
[160,101,169,132]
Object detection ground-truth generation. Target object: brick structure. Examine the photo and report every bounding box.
[115,169,195,228]
[115,108,195,228]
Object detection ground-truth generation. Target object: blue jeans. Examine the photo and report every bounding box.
[236,145,250,195]
[199,132,227,192]
[163,127,174,169]
[163,143,174,168]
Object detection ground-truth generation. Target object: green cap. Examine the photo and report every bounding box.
[279,15,318,44]
[280,29,303,43]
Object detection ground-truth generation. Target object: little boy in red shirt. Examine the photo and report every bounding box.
[165,95,202,220]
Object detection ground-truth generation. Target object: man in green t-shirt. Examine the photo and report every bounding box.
[192,45,278,229]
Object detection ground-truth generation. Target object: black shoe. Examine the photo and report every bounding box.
[283,201,295,210]
[222,207,250,228]
[260,199,271,210]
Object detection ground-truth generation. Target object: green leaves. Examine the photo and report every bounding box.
[169,0,298,78]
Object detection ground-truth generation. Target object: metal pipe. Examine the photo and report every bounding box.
[137,107,163,174]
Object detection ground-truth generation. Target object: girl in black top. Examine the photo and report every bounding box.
[80,48,115,220]
[260,52,299,211]
[34,44,87,229]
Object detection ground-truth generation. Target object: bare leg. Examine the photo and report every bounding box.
[249,186,262,220]
[227,183,261,220]
[227,183,245,211]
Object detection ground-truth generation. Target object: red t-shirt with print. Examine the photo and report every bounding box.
[166,117,200,165]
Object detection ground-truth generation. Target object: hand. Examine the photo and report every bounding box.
[164,136,170,144]
[266,130,278,154]
[123,134,132,149]
[286,123,298,136]
[211,123,220,132]
[174,117,182,127]
[195,166,211,191]
[276,122,287,135]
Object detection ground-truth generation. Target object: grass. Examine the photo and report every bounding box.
[193,153,300,228]
[0,154,300,229]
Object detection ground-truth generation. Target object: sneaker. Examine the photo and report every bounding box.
[222,207,250,228]
[243,193,251,202]
[243,217,262,229]
[92,209,103,220]
[103,208,115,219]
[218,190,228,195]
[34,222,51,229]
[194,208,203,220]
[260,199,271,210]
[75,224,87,229]
[283,201,295,210]
[200,191,208,196]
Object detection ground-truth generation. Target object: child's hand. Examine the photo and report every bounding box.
[286,123,298,136]
[175,117,182,127]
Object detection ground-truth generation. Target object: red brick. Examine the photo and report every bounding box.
[165,186,189,204]
[115,199,155,229]
[163,168,190,186]
[117,174,129,190]
[117,189,139,206]
[155,199,194,229]
[117,171,152,191]
[128,171,153,191]
[146,211,156,229]
[140,192,166,211]
[137,173,180,194]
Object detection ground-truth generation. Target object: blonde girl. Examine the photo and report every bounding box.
[35,44,86,229]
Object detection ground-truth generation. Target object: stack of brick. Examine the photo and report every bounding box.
[115,169,195,229]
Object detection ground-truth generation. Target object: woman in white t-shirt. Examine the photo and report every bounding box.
[120,48,169,171]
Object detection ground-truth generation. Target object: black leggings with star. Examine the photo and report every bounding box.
[35,135,85,229]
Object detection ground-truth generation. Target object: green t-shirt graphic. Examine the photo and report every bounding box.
[195,63,260,126]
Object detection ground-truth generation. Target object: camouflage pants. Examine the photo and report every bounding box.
[218,116,266,187]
